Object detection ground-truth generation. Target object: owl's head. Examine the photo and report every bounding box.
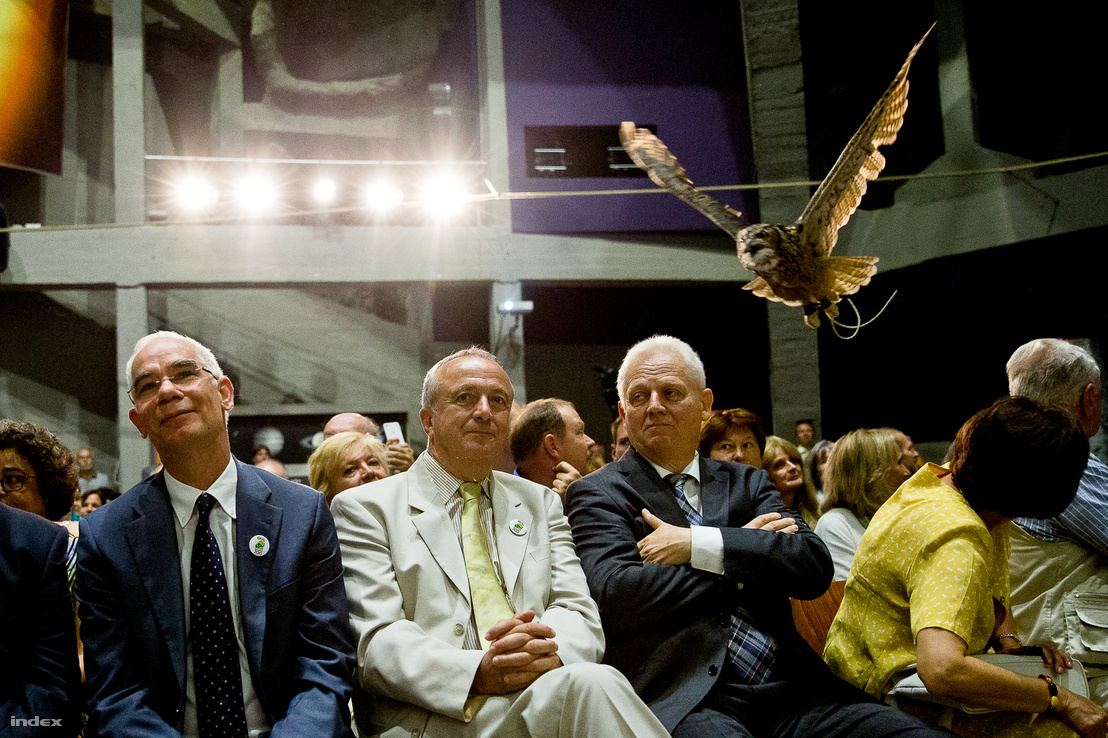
[737,224,783,273]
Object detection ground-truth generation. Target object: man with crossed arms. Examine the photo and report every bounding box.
[565,335,945,736]
[331,347,666,737]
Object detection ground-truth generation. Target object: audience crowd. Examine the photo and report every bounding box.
[2,332,1106,737]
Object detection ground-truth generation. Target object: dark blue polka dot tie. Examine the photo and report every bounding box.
[190,493,248,738]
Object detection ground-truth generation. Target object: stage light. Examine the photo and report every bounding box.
[423,174,468,216]
[173,178,218,211]
[236,176,276,214]
[365,180,404,212]
[312,178,337,204]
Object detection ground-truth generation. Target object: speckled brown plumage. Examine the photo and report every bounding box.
[620,25,933,328]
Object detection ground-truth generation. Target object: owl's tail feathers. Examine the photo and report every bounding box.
[821,255,879,298]
[742,277,804,307]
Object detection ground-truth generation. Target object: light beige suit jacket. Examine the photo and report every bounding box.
[330,453,605,737]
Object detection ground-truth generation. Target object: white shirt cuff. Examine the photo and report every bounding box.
[690,525,724,574]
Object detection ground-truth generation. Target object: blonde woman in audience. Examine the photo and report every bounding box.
[814,428,913,581]
[824,397,1108,736]
[762,435,820,528]
[308,431,390,503]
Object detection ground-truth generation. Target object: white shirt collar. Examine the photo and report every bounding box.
[646,451,701,484]
[166,456,239,527]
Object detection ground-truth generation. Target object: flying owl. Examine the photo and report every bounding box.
[620,25,933,329]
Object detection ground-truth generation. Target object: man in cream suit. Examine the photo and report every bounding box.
[331,347,666,737]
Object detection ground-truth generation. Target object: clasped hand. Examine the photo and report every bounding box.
[471,611,563,695]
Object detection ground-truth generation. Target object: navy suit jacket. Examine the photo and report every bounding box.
[0,504,80,736]
[565,449,833,732]
[75,460,356,737]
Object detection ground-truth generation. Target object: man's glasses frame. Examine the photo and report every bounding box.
[128,361,219,405]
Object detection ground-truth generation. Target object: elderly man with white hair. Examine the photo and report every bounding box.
[564,335,946,737]
[1006,338,1108,703]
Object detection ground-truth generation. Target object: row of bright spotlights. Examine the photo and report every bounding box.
[171,173,474,216]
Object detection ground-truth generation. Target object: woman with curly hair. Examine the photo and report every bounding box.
[0,419,79,524]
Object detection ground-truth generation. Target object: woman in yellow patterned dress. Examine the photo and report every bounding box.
[824,397,1107,736]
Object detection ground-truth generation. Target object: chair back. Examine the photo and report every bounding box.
[790,579,846,655]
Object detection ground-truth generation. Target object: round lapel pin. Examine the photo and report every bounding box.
[249,535,270,556]
[509,519,527,536]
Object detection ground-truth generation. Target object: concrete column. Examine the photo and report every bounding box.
[116,285,149,491]
[740,0,821,437]
[214,48,245,156]
[490,281,526,404]
[476,0,512,231]
[112,0,145,223]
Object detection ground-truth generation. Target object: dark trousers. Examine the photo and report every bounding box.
[672,662,953,738]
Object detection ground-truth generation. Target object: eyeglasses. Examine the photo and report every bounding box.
[1,473,36,493]
[128,361,218,404]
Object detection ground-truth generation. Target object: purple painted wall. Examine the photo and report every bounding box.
[501,2,756,234]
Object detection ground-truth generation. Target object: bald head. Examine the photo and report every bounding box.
[324,413,381,439]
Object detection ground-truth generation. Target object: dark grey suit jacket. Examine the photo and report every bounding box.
[565,448,833,732]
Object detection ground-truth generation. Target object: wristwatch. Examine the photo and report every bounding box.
[1038,674,1060,714]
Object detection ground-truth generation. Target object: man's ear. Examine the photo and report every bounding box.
[218,376,235,413]
[542,433,560,460]
[1079,382,1103,436]
[700,388,714,422]
[618,402,626,421]
[129,407,148,439]
[420,408,434,438]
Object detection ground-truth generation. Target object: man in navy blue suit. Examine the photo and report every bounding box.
[76,331,355,737]
[565,335,946,737]
[0,503,80,735]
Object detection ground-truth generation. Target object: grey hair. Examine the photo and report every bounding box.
[420,347,511,411]
[617,335,706,405]
[125,330,225,381]
[1007,338,1101,409]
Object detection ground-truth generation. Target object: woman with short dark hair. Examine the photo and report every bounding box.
[698,408,766,468]
[824,396,1105,735]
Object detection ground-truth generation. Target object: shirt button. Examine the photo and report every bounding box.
[736,582,744,590]
[454,623,464,636]
[708,664,719,676]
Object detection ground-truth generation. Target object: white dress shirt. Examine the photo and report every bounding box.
[646,452,725,574]
[165,458,270,738]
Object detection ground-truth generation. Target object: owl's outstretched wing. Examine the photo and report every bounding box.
[620,122,744,239]
[797,24,934,256]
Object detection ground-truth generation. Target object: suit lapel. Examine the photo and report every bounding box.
[492,477,531,600]
[408,457,471,604]
[621,449,691,527]
[234,461,281,678]
[698,456,731,527]
[124,476,186,694]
